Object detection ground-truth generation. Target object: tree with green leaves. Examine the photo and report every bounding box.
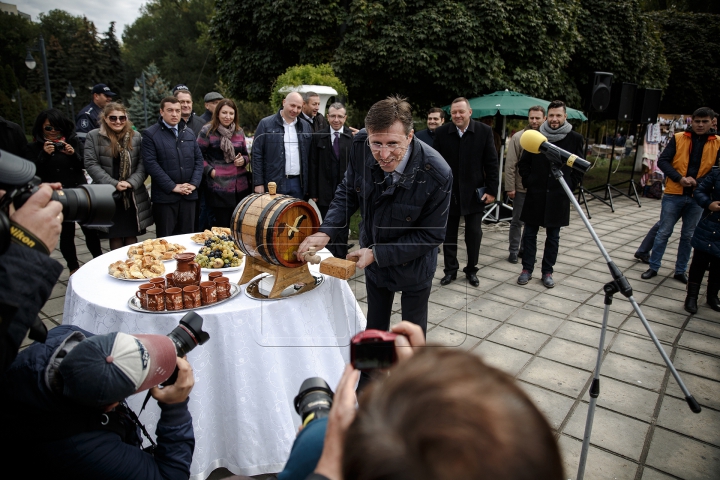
[0,12,40,91]
[127,63,171,129]
[122,0,219,111]
[648,11,720,112]
[567,0,669,109]
[270,64,348,110]
[99,22,125,98]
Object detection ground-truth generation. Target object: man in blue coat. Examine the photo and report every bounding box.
[252,92,312,199]
[298,96,452,336]
[0,324,195,479]
[142,97,204,237]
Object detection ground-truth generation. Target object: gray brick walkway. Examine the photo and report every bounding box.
[30,194,720,479]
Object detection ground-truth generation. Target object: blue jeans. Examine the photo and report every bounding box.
[649,195,703,274]
[281,176,304,200]
[636,222,659,256]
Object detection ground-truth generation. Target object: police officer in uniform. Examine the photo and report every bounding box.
[75,84,116,143]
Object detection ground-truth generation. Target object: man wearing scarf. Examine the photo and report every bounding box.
[517,100,583,288]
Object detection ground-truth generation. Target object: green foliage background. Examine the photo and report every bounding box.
[269,64,348,111]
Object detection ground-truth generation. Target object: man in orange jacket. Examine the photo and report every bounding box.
[642,107,720,283]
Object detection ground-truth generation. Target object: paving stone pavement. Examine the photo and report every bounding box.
[30,194,720,480]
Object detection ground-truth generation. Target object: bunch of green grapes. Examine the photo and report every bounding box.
[195,235,244,268]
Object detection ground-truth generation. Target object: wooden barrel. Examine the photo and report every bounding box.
[231,192,320,268]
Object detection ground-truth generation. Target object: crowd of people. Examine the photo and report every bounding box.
[0,80,718,480]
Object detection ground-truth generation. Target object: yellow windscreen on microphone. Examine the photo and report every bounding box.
[520,129,547,154]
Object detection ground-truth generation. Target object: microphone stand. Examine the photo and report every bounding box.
[544,159,701,480]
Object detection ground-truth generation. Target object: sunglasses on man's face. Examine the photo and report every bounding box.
[44,125,59,132]
[108,115,127,123]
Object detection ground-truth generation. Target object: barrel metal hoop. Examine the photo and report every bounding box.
[255,195,289,264]
[231,195,258,257]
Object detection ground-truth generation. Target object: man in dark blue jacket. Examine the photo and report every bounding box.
[414,107,445,148]
[75,83,116,143]
[252,92,312,199]
[142,97,204,237]
[298,96,452,336]
[0,324,195,479]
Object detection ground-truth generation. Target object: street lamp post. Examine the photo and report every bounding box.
[134,73,148,129]
[11,89,25,133]
[66,82,77,119]
[25,34,52,108]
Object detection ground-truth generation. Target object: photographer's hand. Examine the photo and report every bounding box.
[61,143,75,156]
[150,357,195,404]
[314,364,360,480]
[391,321,426,362]
[43,141,55,155]
[10,184,63,252]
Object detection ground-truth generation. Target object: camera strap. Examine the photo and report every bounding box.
[9,221,49,255]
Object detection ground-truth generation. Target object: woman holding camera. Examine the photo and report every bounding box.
[26,109,102,275]
[84,103,152,250]
[196,99,250,227]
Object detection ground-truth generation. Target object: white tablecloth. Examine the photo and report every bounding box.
[63,234,366,479]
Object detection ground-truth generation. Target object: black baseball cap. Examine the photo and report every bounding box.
[173,84,190,95]
[92,84,116,96]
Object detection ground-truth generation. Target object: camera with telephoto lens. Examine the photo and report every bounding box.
[162,311,210,385]
[294,378,333,427]
[0,149,116,256]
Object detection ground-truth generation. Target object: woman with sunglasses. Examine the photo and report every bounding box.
[196,99,250,227]
[84,103,152,250]
[26,109,103,275]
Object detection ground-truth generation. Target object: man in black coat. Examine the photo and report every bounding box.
[299,91,328,133]
[517,100,583,288]
[298,96,452,336]
[433,97,499,287]
[415,107,445,148]
[141,97,204,237]
[0,116,28,157]
[309,102,354,258]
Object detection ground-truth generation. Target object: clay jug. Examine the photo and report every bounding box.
[173,252,201,288]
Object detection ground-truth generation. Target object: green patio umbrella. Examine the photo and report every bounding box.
[442,89,588,121]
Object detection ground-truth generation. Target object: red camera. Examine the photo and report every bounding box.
[350,329,398,371]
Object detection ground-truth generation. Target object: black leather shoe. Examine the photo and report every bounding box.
[641,269,657,280]
[634,252,650,264]
[440,273,456,286]
[673,272,688,284]
[508,253,518,264]
[466,273,479,287]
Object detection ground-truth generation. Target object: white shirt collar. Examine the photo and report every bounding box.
[281,114,297,127]
[456,123,469,137]
[162,119,178,131]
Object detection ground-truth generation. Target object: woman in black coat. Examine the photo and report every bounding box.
[25,109,102,274]
[684,167,720,313]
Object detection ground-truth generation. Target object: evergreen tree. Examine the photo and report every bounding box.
[46,35,69,109]
[100,22,126,99]
[66,17,103,100]
[127,63,170,130]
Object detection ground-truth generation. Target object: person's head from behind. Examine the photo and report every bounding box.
[691,107,715,136]
[160,97,182,127]
[302,92,321,117]
[365,95,414,173]
[57,331,177,411]
[343,348,563,480]
[209,99,240,133]
[32,109,75,143]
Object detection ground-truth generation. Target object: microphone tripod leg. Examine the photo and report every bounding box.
[577,282,617,480]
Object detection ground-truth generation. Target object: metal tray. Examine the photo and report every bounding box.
[127,283,241,313]
[244,274,324,301]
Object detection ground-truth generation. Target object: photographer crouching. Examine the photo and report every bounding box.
[0,324,196,479]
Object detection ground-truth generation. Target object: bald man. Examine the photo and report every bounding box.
[252,92,313,199]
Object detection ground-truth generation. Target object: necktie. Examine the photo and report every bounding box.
[172,127,178,137]
[333,132,340,157]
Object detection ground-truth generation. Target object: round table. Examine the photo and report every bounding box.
[63,234,366,479]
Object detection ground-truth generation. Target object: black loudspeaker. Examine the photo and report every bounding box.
[633,88,662,124]
[590,72,613,112]
[604,83,638,121]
